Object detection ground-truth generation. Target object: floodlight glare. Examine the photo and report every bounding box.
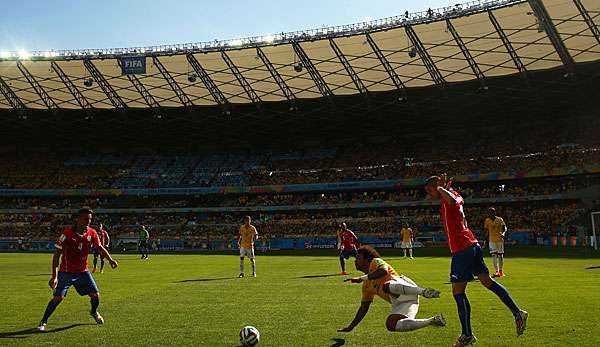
[18,50,30,60]
[0,51,10,58]
[264,35,275,44]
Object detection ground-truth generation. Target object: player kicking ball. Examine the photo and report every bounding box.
[425,175,527,346]
[338,245,445,334]
[37,208,118,331]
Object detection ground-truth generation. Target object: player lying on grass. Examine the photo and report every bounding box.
[338,245,446,333]
[38,208,118,331]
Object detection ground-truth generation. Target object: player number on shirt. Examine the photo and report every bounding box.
[78,243,83,250]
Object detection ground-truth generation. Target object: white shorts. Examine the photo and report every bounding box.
[388,276,420,318]
[489,241,504,254]
[401,241,412,249]
[240,247,255,259]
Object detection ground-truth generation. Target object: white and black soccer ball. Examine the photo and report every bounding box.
[239,325,260,346]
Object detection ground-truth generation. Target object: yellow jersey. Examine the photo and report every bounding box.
[361,258,400,303]
[239,225,258,249]
[401,228,412,243]
[484,217,506,242]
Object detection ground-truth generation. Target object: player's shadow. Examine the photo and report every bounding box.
[296,274,340,279]
[585,266,600,269]
[175,277,236,283]
[331,338,346,346]
[25,274,51,277]
[0,323,94,338]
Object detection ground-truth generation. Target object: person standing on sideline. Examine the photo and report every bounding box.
[139,225,150,259]
[484,207,507,277]
[238,216,258,277]
[400,223,414,259]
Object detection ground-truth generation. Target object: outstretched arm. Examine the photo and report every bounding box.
[338,301,371,332]
[345,267,388,283]
[97,245,118,268]
[48,248,62,289]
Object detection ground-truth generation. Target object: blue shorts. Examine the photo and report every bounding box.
[450,243,489,283]
[92,248,102,257]
[340,249,357,259]
[54,271,99,297]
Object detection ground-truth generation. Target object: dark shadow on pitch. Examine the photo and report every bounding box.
[297,274,340,279]
[585,266,600,269]
[331,338,346,346]
[175,277,237,283]
[0,323,94,338]
[25,274,51,277]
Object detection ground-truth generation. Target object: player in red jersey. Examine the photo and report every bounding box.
[337,223,360,275]
[37,208,118,332]
[92,222,110,273]
[425,175,527,347]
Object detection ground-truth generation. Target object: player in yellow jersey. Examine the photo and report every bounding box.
[338,245,445,333]
[400,223,414,259]
[238,216,258,278]
[484,208,507,277]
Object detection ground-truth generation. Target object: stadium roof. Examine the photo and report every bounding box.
[0,0,598,114]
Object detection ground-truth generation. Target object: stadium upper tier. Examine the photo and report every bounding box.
[0,0,599,110]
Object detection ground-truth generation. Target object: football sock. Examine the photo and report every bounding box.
[41,299,60,324]
[240,258,244,273]
[498,255,504,272]
[488,281,519,316]
[409,249,413,258]
[454,293,472,337]
[403,249,407,257]
[492,254,498,272]
[251,260,256,274]
[93,256,98,269]
[388,282,424,296]
[90,296,100,315]
[339,258,345,272]
[100,257,105,270]
[395,318,433,332]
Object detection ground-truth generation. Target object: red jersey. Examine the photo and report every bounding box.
[99,229,109,246]
[55,226,101,273]
[340,230,359,250]
[440,190,478,253]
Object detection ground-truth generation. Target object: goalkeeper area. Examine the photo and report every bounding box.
[1,248,599,346]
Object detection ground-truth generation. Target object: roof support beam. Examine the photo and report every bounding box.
[573,0,600,46]
[365,33,407,100]
[16,61,59,110]
[83,59,128,110]
[186,53,230,113]
[488,11,528,79]
[329,38,368,95]
[528,0,575,73]
[51,61,94,115]
[292,41,334,98]
[221,50,262,109]
[0,75,27,115]
[151,56,193,111]
[256,47,297,108]
[405,25,446,89]
[117,59,164,118]
[446,19,486,88]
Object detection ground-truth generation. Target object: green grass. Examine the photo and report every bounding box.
[1,249,599,346]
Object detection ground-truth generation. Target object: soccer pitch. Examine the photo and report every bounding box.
[1,249,599,346]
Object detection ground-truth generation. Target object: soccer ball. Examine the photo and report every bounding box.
[239,326,260,346]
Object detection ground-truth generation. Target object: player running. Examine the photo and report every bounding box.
[425,175,527,346]
[337,223,359,275]
[238,216,258,278]
[38,208,118,331]
[484,207,507,277]
[338,245,445,333]
[92,222,110,273]
[400,223,414,259]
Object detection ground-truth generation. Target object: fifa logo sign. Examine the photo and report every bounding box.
[121,56,146,75]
